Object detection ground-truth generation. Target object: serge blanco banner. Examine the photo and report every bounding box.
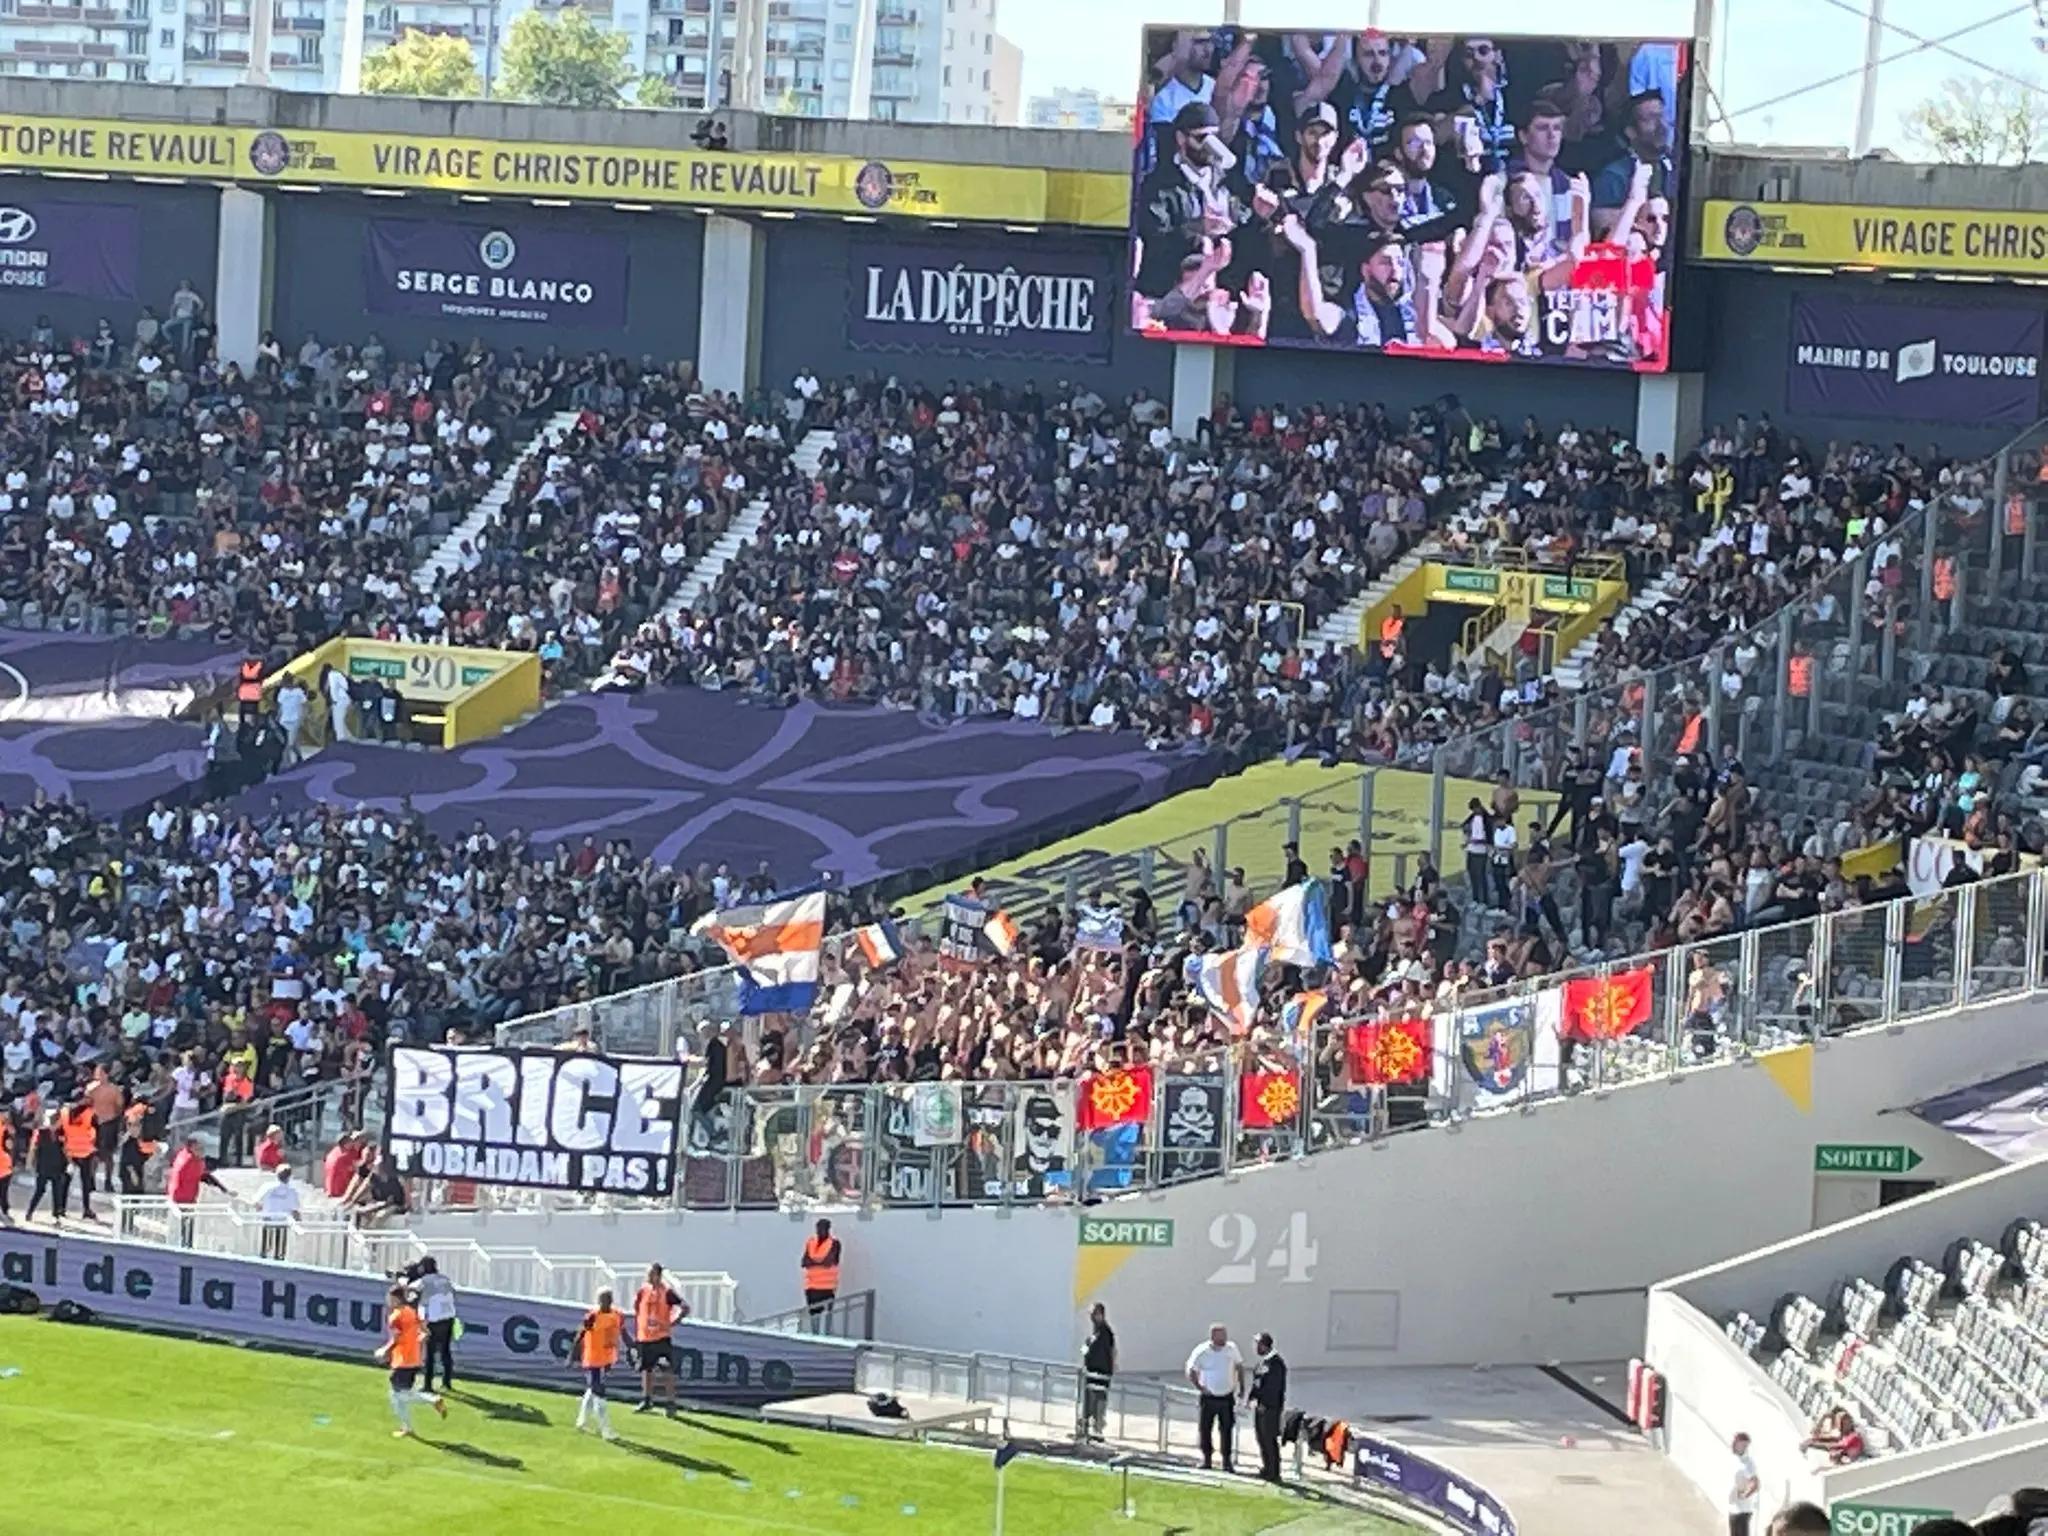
[847,238,1113,362]
[1786,296,2043,425]
[364,217,629,328]
[0,199,139,301]
[384,1044,684,1195]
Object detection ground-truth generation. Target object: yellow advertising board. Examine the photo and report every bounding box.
[268,637,538,749]
[1700,198,2048,279]
[0,114,1128,227]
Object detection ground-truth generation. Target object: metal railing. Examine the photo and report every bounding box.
[855,1343,1206,1457]
[103,1192,741,1322]
[745,1288,876,1341]
[423,863,2048,1217]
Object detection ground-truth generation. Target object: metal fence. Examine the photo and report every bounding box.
[424,864,2047,1217]
[103,1192,740,1322]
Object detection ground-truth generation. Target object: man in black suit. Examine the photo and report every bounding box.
[1249,1330,1288,1482]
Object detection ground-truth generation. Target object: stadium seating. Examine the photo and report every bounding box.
[1735,1218,2048,1456]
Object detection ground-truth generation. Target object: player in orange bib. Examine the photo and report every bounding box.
[571,1288,625,1441]
[374,1283,448,1437]
[632,1263,691,1418]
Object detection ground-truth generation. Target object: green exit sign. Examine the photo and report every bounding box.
[1078,1217,1175,1249]
[1831,1502,1951,1535]
[1815,1144,1924,1176]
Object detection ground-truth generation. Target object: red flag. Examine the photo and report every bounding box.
[1345,1020,1431,1086]
[1076,1066,1153,1132]
[1239,1072,1301,1129]
[1561,966,1655,1040]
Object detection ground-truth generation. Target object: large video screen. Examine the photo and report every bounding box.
[1129,28,1690,371]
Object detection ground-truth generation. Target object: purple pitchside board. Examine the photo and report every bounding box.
[245,688,1223,885]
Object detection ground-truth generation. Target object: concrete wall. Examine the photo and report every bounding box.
[417,995,2045,1378]
[1695,267,2045,458]
[1647,1156,2048,1521]
[269,194,703,363]
[0,180,218,343]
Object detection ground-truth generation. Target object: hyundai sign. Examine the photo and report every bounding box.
[1786,296,2043,425]
[365,217,629,328]
[0,199,140,300]
[846,238,1114,362]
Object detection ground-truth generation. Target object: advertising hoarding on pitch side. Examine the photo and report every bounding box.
[1785,297,2044,425]
[1129,27,1690,370]
[365,219,630,329]
[383,1044,686,1196]
[846,238,1116,363]
[0,1229,857,1407]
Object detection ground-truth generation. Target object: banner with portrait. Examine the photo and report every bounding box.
[1129,27,1690,371]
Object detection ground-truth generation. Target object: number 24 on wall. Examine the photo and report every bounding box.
[1206,1212,1318,1286]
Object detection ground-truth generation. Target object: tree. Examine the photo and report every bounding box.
[360,28,481,99]
[498,6,634,110]
[1901,76,2048,165]
[633,74,680,110]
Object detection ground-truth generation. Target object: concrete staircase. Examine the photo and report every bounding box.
[412,408,580,593]
[1309,541,1438,656]
[1552,566,1682,691]
[656,426,835,621]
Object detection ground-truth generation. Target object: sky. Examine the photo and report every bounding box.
[1000,0,2047,157]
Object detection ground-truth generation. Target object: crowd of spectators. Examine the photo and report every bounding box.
[2,310,2043,1205]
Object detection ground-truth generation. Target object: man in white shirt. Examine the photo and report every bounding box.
[256,1167,303,1260]
[1727,1430,1759,1536]
[1185,1323,1244,1473]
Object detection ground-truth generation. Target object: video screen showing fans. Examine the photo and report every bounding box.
[1129,28,1690,371]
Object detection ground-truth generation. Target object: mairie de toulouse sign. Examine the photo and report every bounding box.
[847,238,1114,363]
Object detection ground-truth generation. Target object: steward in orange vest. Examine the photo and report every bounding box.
[801,1218,842,1326]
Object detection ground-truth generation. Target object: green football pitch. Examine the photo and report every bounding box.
[0,1318,1421,1535]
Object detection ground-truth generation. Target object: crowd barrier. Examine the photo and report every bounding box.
[434,865,2046,1217]
[101,1192,740,1323]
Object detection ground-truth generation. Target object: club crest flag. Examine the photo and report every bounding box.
[690,891,825,1015]
[1453,998,1562,1108]
[1239,1071,1301,1129]
[1184,945,1267,1036]
[910,1081,961,1146]
[1346,1019,1431,1086]
[1244,881,1335,969]
[1561,965,1655,1040]
[1076,1065,1153,1133]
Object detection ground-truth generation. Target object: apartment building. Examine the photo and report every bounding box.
[0,0,1013,125]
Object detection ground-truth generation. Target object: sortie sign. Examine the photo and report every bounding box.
[1077,1217,1175,1248]
[1813,1144,1924,1176]
[1830,1503,1951,1536]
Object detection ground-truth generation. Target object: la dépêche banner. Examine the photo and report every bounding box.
[0,198,139,301]
[847,240,1115,363]
[1353,1433,1518,1536]
[0,115,1127,225]
[384,1044,684,1196]
[1703,199,2048,279]
[1785,297,2043,426]
[365,219,628,329]
[0,1229,856,1407]
[1129,30,1688,371]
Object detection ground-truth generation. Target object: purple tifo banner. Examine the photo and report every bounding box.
[0,1228,856,1408]
[0,199,140,301]
[1353,1433,1518,1536]
[365,217,629,328]
[1786,296,2043,425]
[848,239,1114,362]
